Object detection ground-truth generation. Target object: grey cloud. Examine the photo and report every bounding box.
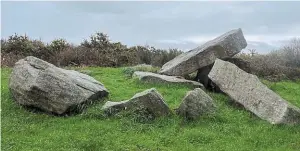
[54,1,300,37]
[54,1,178,15]
[246,41,278,54]
[3,1,300,53]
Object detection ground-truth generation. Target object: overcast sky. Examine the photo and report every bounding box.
[2,1,300,53]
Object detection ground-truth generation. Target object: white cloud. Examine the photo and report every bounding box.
[245,35,297,46]
[180,35,217,44]
[222,3,255,15]
[157,39,187,44]
[179,34,299,46]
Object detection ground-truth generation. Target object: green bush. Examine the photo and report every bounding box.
[122,67,136,78]
[1,33,47,57]
[48,38,69,53]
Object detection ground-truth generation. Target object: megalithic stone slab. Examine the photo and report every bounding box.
[208,59,300,125]
[159,28,247,76]
[132,71,204,89]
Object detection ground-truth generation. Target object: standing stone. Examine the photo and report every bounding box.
[102,88,170,117]
[133,71,204,89]
[177,88,216,120]
[159,28,247,76]
[208,59,300,125]
[9,56,109,115]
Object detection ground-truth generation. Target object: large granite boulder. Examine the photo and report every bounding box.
[208,59,300,125]
[194,57,251,91]
[225,57,252,73]
[9,56,109,115]
[159,28,247,76]
[133,71,204,89]
[102,88,170,117]
[176,88,217,120]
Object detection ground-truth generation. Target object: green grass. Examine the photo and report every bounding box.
[262,80,300,108]
[1,67,300,151]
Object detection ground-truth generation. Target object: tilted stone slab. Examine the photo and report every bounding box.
[159,28,247,76]
[208,59,300,125]
[133,71,204,89]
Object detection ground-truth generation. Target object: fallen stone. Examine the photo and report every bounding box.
[9,56,109,115]
[101,100,129,115]
[177,88,217,120]
[102,88,170,117]
[133,71,204,89]
[225,57,252,73]
[159,28,247,76]
[193,57,250,91]
[208,59,300,125]
[132,64,154,69]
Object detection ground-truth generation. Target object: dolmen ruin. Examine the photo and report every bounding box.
[9,28,300,125]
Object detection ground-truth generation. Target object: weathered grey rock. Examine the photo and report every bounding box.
[9,56,109,115]
[159,28,247,76]
[225,57,252,73]
[177,88,216,120]
[133,71,204,89]
[102,100,129,115]
[102,88,170,117]
[193,57,250,91]
[132,64,154,69]
[129,64,159,73]
[208,59,300,125]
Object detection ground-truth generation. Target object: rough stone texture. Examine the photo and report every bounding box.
[133,71,204,89]
[159,28,247,76]
[9,56,109,115]
[208,59,300,125]
[129,64,158,73]
[225,57,252,73]
[177,88,216,120]
[102,88,170,116]
[194,57,250,91]
[132,64,154,69]
[101,100,129,115]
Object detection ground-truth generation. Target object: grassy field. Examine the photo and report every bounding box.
[1,67,300,151]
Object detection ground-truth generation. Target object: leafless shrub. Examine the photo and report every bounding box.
[1,32,182,68]
[236,49,300,81]
[278,38,300,68]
